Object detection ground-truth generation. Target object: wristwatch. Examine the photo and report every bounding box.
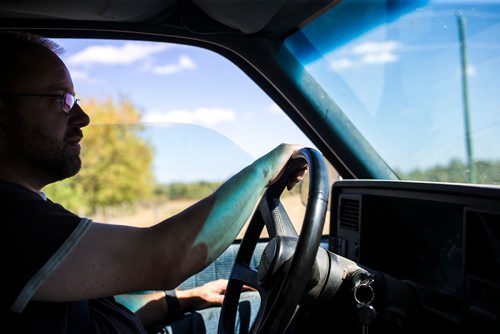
[164,290,183,321]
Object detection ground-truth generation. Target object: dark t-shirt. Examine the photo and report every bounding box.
[2,181,146,333]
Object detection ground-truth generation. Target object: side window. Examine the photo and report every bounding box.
[45,39,335,237]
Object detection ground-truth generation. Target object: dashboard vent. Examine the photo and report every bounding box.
[339,196,361,232]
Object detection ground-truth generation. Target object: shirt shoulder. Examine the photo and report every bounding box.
[1,181,90,312]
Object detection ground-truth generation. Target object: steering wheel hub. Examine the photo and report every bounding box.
[257,236,297,285]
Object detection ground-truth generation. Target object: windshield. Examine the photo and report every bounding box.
[285,0,500,184]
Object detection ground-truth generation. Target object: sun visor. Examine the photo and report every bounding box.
[189,0,287,34]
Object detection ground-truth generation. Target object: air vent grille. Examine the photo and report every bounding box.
[339,197,360,231]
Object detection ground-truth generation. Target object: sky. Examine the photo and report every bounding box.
[54,38,314,183]
[290,0,500,172]
[53,0,500,183]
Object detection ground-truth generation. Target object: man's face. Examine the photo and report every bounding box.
[8,104,85,182]
[1,46,90,183]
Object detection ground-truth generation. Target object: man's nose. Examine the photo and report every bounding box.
[70,103,90,128]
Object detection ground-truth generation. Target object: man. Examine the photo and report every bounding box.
[1,32,304,333]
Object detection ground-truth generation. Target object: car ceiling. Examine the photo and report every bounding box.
[0,0,337,38]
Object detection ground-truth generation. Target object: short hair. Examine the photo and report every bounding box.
[0,30,64,55]
[0,31,65,90]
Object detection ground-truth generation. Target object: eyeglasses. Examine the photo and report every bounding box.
[0,92,80,114]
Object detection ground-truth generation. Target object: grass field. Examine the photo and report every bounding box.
[93,194,330,239]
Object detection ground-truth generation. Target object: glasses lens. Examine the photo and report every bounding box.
[63,93,76,113]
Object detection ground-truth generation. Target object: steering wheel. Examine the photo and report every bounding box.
[218,147,330,334]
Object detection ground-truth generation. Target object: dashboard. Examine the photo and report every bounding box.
[329,180,500,332]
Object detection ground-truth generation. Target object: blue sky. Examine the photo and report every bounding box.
[290,0,500,172]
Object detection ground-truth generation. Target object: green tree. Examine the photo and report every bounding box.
[155,181,222,200]
[44,96,155,214]
[398,159,500,185]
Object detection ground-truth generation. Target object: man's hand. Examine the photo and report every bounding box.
[287,164,308,190]
[254,144,307,188]
[263,144,308,190]
[176,279,254,311]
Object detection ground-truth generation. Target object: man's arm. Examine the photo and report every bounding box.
[34,144,302,301]
[115,279,245,327]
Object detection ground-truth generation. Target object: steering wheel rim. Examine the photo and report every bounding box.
[218,147,329,334]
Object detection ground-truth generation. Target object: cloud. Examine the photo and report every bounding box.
[69,69,90,80]
[68,42,197,77]
[329,40,400,71]
[353,41,399,55]
[356,41,399,64]
[68,42,170,66]
[329,58,357,71]
[361,51,398,64]
[68,68,103,84]
[151,55,196,75]
[268,103,282,114]
[143,107,235,126]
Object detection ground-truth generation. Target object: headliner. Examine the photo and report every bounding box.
[0,0,337,38]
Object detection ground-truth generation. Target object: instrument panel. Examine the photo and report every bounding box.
[329,180,500,331]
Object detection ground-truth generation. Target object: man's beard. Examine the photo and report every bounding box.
[9,114,82,182]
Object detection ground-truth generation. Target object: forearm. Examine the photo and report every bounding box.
[193,165,266,262]
[115,291,167,327]
[117,290,188,327]
[197,144,297,259]
[151,144,298,287]
[117,281,227,327]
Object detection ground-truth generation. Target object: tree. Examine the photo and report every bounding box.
[397,159,500,185]
[44,96,155,215]
[154,181,222,200]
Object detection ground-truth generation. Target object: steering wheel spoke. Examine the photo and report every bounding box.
[261,195,298,238]
[229,262,259,288]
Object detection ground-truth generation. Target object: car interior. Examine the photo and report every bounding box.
[1,0,499,333]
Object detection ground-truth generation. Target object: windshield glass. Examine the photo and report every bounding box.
[285,0,500,184]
